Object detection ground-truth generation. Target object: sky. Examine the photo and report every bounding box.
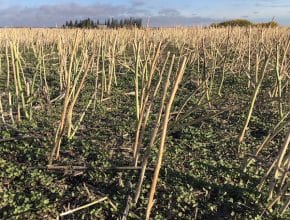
[0,0,289,27]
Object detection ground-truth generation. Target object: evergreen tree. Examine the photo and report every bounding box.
[69,20,73,28]
[62,17,142,29]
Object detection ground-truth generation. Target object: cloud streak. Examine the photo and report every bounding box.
[149,15,216,27]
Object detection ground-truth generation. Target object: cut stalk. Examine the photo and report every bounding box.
[146,57,187,220]
[134,53,175,204]
[238,52,271,145]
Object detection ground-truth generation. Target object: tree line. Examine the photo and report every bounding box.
[210,19,279,28]
[62,18,142,29]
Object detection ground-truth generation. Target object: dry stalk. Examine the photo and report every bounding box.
[134,54,175,204]
[146,57,187,219]
[238,51,271,146]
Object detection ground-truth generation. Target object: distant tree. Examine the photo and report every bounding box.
[255,21,279,28]
[69,20,73,28]
[107,19,111,27]
[119,19,124,28]
[210,19,253,27]
[62,17,142,29]
[84,18,90,28]
[74,20,78,27]
[210,19,279,28]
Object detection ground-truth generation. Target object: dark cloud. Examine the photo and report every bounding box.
[253,0,290,8]
[130,0,146,7]
[149,16,216,27]
[159,9,181,17]
[232,0,290,8]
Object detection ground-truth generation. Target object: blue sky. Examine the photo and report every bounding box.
[0,0,289,27]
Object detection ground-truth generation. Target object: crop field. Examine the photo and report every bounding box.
[0,27,289,219]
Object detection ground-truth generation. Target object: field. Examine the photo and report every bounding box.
[0,27,289,219]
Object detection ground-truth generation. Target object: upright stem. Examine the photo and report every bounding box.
[134,41,141,120]
[146,57,187,220]
[238,52,270,146]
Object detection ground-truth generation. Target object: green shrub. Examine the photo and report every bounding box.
[210,19,279,28]
[210,19,253,27]
[255,21,279,28]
